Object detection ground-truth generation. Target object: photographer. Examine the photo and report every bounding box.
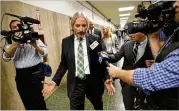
[3,19,48,110]
[107,1,179,110]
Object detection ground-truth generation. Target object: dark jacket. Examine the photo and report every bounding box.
[88,28,102,39]
[52,33,108,97]
[147,41,179,110]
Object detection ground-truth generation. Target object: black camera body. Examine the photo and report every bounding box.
[127,1,178,36]
[127,20,159,34]
[12,23,39,43]
[1,13,40,44]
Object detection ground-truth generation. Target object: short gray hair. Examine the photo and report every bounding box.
[71,12,89,29]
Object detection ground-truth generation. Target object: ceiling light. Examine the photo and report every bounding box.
[120,17,128,20]
[120,20,127,22]
[118,6,134,11]
[119,13,131,17]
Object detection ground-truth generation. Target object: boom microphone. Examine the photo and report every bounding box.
[5,13,40,24]
[21,17,40,24]
[5,13,21,18]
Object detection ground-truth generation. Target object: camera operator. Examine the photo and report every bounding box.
[107,1,179,110]
[3,19,48,110]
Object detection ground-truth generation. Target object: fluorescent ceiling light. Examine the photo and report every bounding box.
[120,17,128,20]
[120,20,127,22]
[120,20,128,24]
[119,13,131,17]
[120,20,128,23]
[118,6,134,11]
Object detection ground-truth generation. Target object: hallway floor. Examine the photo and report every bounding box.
[45,79,125,110]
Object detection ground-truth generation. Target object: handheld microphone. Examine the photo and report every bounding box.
[98,52,110,67]
[5,13,40,24]
[104,61,110,67]
[88,38,110,67]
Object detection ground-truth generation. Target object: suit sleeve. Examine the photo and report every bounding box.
[97,36,110,80]
[99,30,102,39]
[109,42,125,63]
[114,35,121,51]
[52,39,68,86]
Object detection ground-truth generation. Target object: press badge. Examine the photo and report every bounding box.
[90,41,99,50]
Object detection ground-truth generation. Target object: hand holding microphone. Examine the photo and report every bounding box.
[98,51,110,67]
[98,52,115,84]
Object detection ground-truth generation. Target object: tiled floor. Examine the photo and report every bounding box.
[45,79,125,110]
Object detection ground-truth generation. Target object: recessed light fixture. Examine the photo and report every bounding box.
[120,19,128,22]
[118,6,134,11]
[120,17,128,20]
[119,13,131,17]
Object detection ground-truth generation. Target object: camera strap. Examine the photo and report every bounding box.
[155,26,179,62]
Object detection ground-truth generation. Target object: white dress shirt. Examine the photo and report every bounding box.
[74,35,90,76]
[134,37,148,62]
[89,28,94,34]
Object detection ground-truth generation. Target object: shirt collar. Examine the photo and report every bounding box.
[139,36,147,45]
[89,28,94,33]
[74,34,86,41]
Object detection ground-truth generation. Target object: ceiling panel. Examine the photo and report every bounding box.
[88,1,142,28]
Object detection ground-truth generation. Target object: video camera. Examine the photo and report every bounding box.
[0,13,40,44]
[126,1,178,36]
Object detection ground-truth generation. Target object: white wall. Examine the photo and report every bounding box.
[19,0,114,28]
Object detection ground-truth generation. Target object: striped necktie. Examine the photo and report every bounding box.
[132,43,140,64]
[77,38,85,79]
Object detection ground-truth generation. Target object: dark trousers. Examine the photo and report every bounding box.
[15,63,47,110]
[133,89,146,110]
[70,77,104,110]
[120,81,135,110]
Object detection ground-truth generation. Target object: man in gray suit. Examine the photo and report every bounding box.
[88,20,102,39]
[104,32,153,110]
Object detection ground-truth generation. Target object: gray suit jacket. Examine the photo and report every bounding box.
[109,40,154,70]
[88,28,102,39]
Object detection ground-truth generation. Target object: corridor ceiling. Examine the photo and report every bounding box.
[88,1,146,28]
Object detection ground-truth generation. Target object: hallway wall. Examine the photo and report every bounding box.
[1,1,70,109]
[19,0,114,28]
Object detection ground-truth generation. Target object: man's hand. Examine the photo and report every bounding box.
[42,81,56,97]
[14,31,22,38]
[30,40,45,55]
[11,32,22,46]
[107,64,120,78]
[145,60,155,68]
[105,79,112,84]
[105,80,115,96]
